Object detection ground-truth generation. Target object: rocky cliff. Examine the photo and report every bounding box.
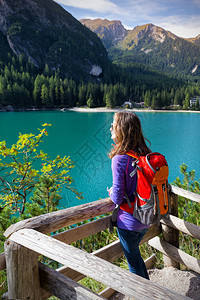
[80,18,127,49]
[0,0,108,79]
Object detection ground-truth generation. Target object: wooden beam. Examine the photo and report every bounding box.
[57,223,159,281]
[39,262,105,299]
[53,217,161,246]
[4,185,199,239]
[9,229,190,300]
[53,216,111,244]
[4,186,199,238]
[162,193,180,269]
[4,240,41,300]
[99,254,157,299]
[160,215,200,240]
[171,185,200,203]
[161,214,200,240]
[4,198,114,238]
[144,254,157,270]
[99,287,115,299]
[0,218,160,274]
[42,223,160,299]
[41,239,124,299]
[148,236,200,274]
[0,252,6,271]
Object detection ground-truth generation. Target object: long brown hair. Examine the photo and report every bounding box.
[109,111,151,158]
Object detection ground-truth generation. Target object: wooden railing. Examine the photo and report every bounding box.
[0,185,200,299]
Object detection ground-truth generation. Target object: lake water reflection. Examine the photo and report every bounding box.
[0,111,199,207]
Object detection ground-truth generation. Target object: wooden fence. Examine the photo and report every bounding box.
[0,185,200,299]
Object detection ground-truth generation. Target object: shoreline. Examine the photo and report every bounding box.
[67,107,200,113]
[1,106,200,113]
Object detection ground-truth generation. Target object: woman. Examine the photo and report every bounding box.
[108,111,151,279]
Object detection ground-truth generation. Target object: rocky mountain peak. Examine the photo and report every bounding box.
[0,0,108,79]
[80,18,127,48]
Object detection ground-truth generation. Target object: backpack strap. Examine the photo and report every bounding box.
[126,150,139,160]
[110,152,137,230]
[125,192,132,208]
[153,186,161,226]
[119,151,138,214]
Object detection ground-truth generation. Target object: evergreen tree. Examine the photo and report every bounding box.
[183,93,190,110]
[44,64,50,77]
[0,80,5,105]
[87,96,94,108]
[78,84,87,106]
[144,90,151,107]
[174,89,182,107]
[60,85,65,105]
[105,86,115,108]
[151,94,157,109]
[41,84,49,106]
[196,96,199,110]
[30,175,61,214]
[55,85,60,105]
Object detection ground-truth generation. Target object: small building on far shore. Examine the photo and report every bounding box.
[122,101,133,108]
[133,102,145,108]
[190,96,200,106]
[122,101,145,109]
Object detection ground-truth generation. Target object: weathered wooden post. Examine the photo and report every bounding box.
[4,239,41,300]
[161,192,180,268]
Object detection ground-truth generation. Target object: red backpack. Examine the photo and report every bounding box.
[123,151,170,225]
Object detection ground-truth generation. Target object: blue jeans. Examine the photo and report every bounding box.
[117,227,149,280]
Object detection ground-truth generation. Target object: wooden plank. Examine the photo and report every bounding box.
[1,216,111,273]
[4,186,199,238]
[9,229,190,300]
[53,218,161,246]
[4,198,114,238]
[161,214,200,240]
[41,239,124,298]
[56,223,159,280]
[171,185,200,203]
[1,218,159,299]
[4,240,41,300]
[99,287,115,299]
[99,254,157,299]
[0,252,6,270]
[39,262,105,299]
[41,239,124,300]
[41,223,160,299]
[53,216,111,243]
[148,236,200,274]
[162,193,180,269]
[144,254,157,270]
[2,211,161,299]
[91,239,123,261]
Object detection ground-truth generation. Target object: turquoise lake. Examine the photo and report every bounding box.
[0,111,200,208]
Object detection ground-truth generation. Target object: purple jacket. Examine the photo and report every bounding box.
[111,154,149,231]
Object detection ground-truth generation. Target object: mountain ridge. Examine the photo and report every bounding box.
[81,18,127,48]
[80,18,200,77]
[80,18,200,45]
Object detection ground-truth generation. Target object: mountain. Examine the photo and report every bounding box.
[80,18,127,49]
[0,0,108,79]
[80,19,200,77]
[186,34,200,46]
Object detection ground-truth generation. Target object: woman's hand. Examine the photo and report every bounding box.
[107,187,113,197]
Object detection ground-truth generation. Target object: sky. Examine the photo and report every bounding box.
[54,0,200,38]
